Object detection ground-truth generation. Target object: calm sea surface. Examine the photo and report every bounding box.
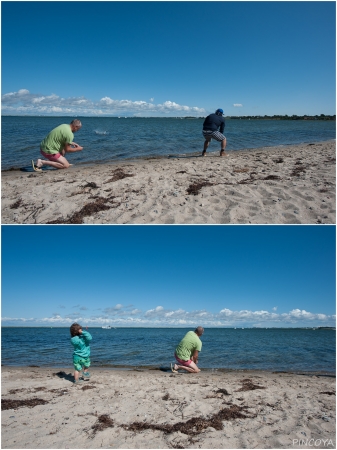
[1,116,336,170]
[1,327,335,374]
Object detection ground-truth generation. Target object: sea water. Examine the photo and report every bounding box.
[1,116,335,170]
[1,327,335,374]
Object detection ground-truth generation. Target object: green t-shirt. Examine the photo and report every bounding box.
[70,330,92,358]
[175,331,202,361]
[40,124,74,154]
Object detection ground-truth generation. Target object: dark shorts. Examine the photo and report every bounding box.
[202,130,226,142]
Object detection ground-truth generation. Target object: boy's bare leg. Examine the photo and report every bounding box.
[74,370,81,381]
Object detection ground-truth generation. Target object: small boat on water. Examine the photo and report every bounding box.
[102,325,112,329]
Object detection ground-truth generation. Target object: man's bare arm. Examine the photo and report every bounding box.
[192,350,199,364]
[63,143,84,153]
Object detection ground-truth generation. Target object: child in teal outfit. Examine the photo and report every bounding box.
[70,323,92,384]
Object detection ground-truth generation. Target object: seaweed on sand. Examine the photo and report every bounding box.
[121,405,252,436]
[236,379,266,392]
[214,388,230,396]
[2,398,49,410]
[47,197,117,224]
[187,180,213,195]
[82,181,98,189]
[263,175,281,181]
[290,166,306,177]
[205,388,230,399]
[10,199,23,209]
[8,388,26,394]
[103,168,135,184]
[82,385,96,391]
[91,414,114,434]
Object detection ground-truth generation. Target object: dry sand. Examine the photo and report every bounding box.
[1,141,335,224]
[1,366,335,449]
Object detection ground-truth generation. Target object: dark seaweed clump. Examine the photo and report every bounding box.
[2,398,49,410]
[91,414,114,434]
[290,166,306,177]
[47,197,113,224]
[121,405,252,436]
[10,199,23,209]
[187,181,213,195]
[235,379,266,392]
[104,168,135,184]
[214,388,230,396]
[82,385,96,391]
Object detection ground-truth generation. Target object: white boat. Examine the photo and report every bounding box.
[102,325,112,329]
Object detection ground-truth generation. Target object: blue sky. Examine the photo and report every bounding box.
[2,225,335,327]
[1,1,335,117]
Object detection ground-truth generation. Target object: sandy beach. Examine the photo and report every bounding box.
[1,141,335,224]
[1,366,335,449]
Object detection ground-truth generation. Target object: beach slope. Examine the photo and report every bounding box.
[1,366,336,449]
[2,141,335,224]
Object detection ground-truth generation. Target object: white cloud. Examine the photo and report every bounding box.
[1,89,206,116]
[2,306,335,327]
[233,104,243,107]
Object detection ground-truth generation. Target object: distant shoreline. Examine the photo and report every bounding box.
[1,114,336,120]
[1,326,336,329]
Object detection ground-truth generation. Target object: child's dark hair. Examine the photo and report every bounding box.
[70,323,82,337]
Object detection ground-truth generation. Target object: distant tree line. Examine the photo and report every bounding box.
[226,114,336,121]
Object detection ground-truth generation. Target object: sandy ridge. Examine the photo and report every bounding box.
[1,367,335,449]
[2,141,335,224]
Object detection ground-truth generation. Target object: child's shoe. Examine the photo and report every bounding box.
[73,379,83,384]
[82,371,91,378]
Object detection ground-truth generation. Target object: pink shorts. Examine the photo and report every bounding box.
[174,353,192,366]
[40,149,61,162]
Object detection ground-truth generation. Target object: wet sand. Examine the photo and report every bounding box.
[1,366,336,449]
[1,141,335,224]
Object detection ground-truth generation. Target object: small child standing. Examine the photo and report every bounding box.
[70,323,92,384]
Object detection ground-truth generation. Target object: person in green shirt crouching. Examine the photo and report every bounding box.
[32,119,83,171]
[172,326,204,374]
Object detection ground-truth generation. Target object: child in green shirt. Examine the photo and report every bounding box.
[70,323,92,384]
